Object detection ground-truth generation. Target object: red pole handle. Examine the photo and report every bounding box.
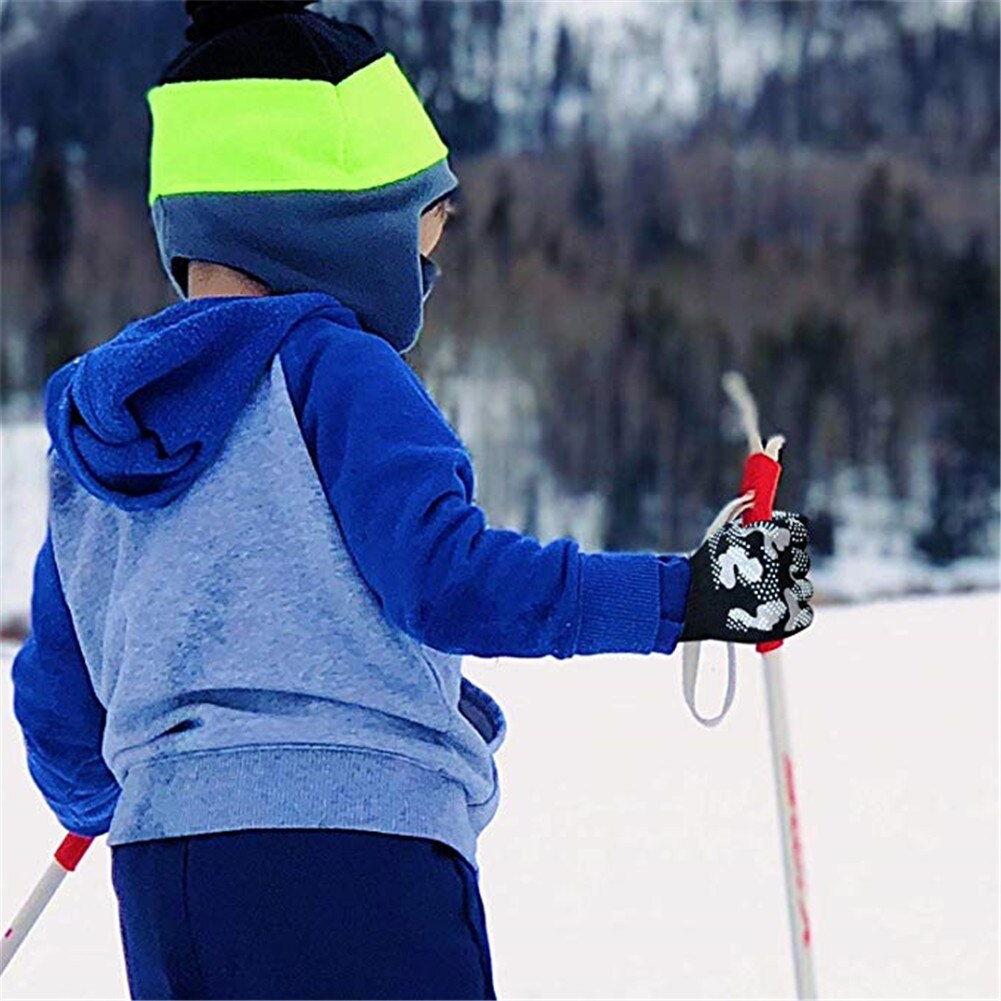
[54,833,93,872]
[739,451,784,654]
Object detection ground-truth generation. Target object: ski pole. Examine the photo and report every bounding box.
[726,373,817,1000]
[0,832,94,976]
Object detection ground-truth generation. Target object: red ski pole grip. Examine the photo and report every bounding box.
[740,452,781,523]
[739,452,784,654]
[54,833,94,872]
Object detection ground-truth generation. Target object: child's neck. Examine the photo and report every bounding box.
[187,261,269,299]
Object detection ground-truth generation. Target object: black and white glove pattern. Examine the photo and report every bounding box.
[681,511,814,645]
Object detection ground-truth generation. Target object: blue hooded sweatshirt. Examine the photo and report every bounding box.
[11,291,691,867]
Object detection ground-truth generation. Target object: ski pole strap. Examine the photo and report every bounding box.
[681,640,737,727]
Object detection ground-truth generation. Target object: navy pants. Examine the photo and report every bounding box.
[111,828,496,1000]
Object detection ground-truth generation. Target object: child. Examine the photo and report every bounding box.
[10,3,814,999]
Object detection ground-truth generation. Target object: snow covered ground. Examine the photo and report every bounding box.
[1,416,998,998]
[2,592,998,1000]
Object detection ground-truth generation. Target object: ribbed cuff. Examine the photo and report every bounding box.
[653,554,692,654]
[575,552,662,655]
[60,784,119,838]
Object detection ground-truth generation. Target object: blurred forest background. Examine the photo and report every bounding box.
[1,0,998,593]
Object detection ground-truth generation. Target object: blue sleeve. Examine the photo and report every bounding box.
[279,320,691,658]
[10,530,120,836]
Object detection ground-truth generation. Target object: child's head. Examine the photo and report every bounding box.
[148,0,458,352]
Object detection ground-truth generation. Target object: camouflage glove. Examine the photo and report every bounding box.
[680,511,814,645]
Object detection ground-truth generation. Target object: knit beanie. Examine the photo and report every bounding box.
[147,0,458,353]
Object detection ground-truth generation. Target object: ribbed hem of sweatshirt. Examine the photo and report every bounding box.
[575,552,662,655]
[653,554,692,655]
[106,744,482,868]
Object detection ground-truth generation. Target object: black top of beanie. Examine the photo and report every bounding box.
[158,1,385,86]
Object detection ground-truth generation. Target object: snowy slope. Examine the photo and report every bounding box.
[2,593,998,1000]
[0,419,47,634]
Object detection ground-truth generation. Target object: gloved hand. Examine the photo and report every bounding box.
[680,510,814,645]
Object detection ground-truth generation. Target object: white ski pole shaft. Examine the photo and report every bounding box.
[724,372,817,999]
[0,833,94,976]
[762,646,816,999]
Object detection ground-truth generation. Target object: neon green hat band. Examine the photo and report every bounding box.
[146,53,448,205]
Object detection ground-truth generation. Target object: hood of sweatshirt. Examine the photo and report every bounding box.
[45,292,357,511]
